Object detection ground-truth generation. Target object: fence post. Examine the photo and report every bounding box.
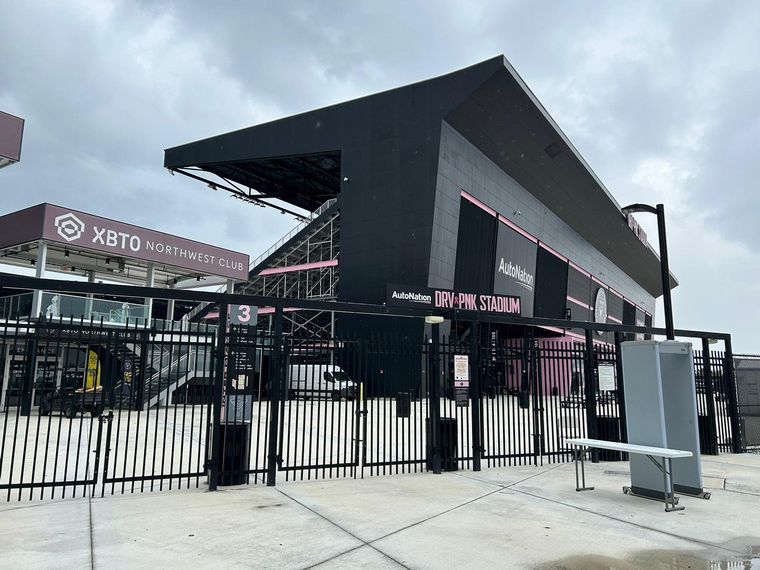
[723,336,744,453]
[104,330,115,409]
[19,334,38,417]
[135,330,149,410]
[428,323,442,474]
[470,321,482,472]
[614,332,627,444]
[530,330,544,460]
[520,327,532,410]
[208,303,228,491]
[701,338,719,454]
[266,306,284,485]
[584,329,599,462]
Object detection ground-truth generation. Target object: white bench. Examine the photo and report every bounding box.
[565,438,693,512]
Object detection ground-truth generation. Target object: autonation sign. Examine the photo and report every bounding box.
[387,284,521,316]
[39,204,249,279]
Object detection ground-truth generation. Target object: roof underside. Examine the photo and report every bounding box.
[165,56,675,297]
[0,240,226,288]
[202,152,341,212]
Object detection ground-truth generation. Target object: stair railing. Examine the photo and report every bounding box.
[184,197,337,321]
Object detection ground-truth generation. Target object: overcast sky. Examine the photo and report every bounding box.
[1,1,759,351]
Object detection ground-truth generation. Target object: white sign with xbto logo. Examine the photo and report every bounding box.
[42,205,249,279]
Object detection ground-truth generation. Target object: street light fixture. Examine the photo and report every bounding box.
[621,203,675,340]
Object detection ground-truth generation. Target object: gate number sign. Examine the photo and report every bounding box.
[229,304,258,326]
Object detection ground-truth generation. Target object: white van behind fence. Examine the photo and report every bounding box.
[287,364,357,401]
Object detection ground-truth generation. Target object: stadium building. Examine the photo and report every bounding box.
[165,56,670,350]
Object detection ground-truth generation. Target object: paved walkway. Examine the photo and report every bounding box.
[1,454,759,569]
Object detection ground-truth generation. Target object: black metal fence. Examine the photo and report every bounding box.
[0,317,216,501]
[0,276,747,502]
[693,345,741,454]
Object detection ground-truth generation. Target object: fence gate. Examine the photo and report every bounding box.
[212,321,365,487]
[693,345,743,453]
[471,333,622,467]
[0,318,221,501]
[0,319,113,501]
[100,321,217,496]
[272,334,361,481]
[213,324,748,488]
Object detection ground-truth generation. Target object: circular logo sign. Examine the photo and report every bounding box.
[594,288,608,335]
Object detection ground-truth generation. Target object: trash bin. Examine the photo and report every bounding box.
[396,392,411,418]
[218,422,251,486]
[426,417,458,472]
[595,416,622,461]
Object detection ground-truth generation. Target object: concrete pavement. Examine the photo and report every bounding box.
[1,454,759,569]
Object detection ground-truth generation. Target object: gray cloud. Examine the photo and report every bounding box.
[1,0,759,350]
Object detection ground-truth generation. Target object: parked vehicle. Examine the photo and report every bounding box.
[287,364,356,401]
[39,387,104,418]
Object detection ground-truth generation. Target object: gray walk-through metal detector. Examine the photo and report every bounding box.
[620,340,708,502]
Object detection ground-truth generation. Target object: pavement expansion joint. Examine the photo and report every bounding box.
[366,486,505,547]
[451,462,566,490]
[704,458,760,470]
[510,486,747,557]
[274,487,410,570]
[722,487,760,497]
[0,498,83,513]
[450,471,507,489]
[88,494,95,570]
[277,475,513,569]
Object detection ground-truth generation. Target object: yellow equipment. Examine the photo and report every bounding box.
[84,349,101,390]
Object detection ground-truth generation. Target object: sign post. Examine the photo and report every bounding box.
[226,304,258,423]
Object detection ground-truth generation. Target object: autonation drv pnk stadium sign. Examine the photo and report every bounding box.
[386,284,521,316]
[39,204,249,280]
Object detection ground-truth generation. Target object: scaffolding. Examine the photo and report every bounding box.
[240,209,339,301]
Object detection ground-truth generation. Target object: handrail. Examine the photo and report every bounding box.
[184,197,337,321]
[248,197,337,272]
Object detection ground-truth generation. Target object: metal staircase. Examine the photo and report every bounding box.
[186,197,340,322]
[110,335,214,410]
[142,346,209,409]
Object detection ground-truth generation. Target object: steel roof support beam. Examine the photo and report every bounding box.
[170,167,308,220]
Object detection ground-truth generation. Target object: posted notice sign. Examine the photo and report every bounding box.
[454,354,470,407]
[454,355,470,387]
[598,363,616,391]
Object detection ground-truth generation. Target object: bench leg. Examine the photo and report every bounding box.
[663,457,684,512]
[574,448,594,492]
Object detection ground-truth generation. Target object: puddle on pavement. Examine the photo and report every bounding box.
[535,542,760,569]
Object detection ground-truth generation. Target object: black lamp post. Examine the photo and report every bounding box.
[621,203,675,340]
